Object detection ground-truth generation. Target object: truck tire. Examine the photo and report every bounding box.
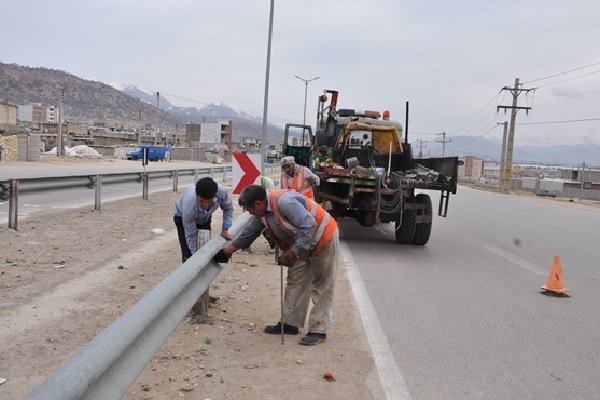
[395,207,416,244]
[413,193,432,245]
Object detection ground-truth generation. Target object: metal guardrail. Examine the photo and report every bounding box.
[0,166,232,230]
[26,212,253,400]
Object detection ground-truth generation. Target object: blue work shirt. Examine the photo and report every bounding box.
[173,184,234,253]
[232,190,317,257]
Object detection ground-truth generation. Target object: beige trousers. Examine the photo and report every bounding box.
[282,228,339,334]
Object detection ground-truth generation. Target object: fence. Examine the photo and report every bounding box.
[1,166,231,230]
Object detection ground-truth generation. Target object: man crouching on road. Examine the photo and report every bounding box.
[218,185,339,346]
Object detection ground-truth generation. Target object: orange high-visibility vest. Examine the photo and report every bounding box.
[280,166,314,199]
[262,189,336,256]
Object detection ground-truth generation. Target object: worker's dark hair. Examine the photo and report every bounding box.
[238,184,267,207]
[195,177,218,199]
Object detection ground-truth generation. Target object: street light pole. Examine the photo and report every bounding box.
[294,75,319,126]
[260,0,275,175]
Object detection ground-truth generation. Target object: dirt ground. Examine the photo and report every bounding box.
[0,178,382,399]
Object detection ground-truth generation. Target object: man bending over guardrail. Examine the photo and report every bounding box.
[173,177,234,262]
[214,185,339,346]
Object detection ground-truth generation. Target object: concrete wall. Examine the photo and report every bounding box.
[90,145,118,157]
[0,102,18,125]
[16,134,42,161]
[171,147,206,161]
[563,181,600,201]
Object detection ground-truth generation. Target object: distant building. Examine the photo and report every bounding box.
[0,102,18,134]
[185,123,201,146]
[185,119,233,151]
[458,156,484,179]
[200,122,221,144]
[0,101,18,125]
[46,105,60,122]
[18,103,54,131]
[18,104,33,122]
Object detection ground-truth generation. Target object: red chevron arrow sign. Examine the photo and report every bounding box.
[232,152,261,194]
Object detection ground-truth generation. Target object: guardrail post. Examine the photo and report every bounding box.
[210,167,214,179]
[142,172,149,200]
[8,179,18,230]
[172,170,179,192]
[193,169,198,183]
[222,167,227,183]
[191,230,212,319]
[94,174,102,211]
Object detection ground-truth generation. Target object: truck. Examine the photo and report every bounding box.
[126,145,171,161]
[282,123,314,168]
[300,89,458,245]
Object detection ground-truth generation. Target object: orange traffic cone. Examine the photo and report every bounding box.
[540,255,569,296]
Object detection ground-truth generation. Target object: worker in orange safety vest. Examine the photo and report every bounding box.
[280,156,319,200]
[216,185,338,346]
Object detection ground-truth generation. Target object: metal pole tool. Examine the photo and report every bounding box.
[275,245,284,344]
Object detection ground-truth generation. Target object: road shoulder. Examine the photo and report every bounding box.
[0,189,380,399]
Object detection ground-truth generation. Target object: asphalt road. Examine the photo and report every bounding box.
[0,160,222,180]
[342,186,600,399]
[0,161,227,224]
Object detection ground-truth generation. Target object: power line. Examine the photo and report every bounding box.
[535,68,600,89]
[517,117,600,125]
[451,92,502,134]
[458,124,499,146]
[522,61,600,84]
[160,91,211,106]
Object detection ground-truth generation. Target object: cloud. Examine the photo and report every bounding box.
[551,87,586,98]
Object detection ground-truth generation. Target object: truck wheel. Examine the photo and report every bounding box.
[413,193,432,245]
[395,208,416,244]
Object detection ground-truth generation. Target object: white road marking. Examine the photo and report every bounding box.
[484,245,547,276]
[340,242,411,400]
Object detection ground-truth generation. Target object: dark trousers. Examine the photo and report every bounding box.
[174,215,211,263]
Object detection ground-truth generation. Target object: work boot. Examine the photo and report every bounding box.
[300,332,326,346]
[263,322,299,335]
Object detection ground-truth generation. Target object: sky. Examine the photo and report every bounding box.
[2,0,600,149]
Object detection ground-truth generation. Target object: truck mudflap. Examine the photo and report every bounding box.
[415,156,459,194]
[438,190,451,217]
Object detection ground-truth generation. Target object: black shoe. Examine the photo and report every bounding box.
[263,322,299,335]
[300,332,326,346]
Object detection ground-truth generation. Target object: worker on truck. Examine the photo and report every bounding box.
[173,177,234,263]
[280,156,319,200]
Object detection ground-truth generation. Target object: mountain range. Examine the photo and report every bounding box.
[419,136,600,166]
[0,62,282,143]
[1,61,598,165]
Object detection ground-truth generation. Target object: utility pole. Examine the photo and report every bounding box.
[154,92,160,146]
[497,78,534,193]
[498,121,508,191]
[435,131,450,156]
[57,88,64,157]
[416,139,426,158]
[137,110,142,145]
[579,161,586,200]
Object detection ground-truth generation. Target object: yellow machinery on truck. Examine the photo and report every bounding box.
[308,89,458,245]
